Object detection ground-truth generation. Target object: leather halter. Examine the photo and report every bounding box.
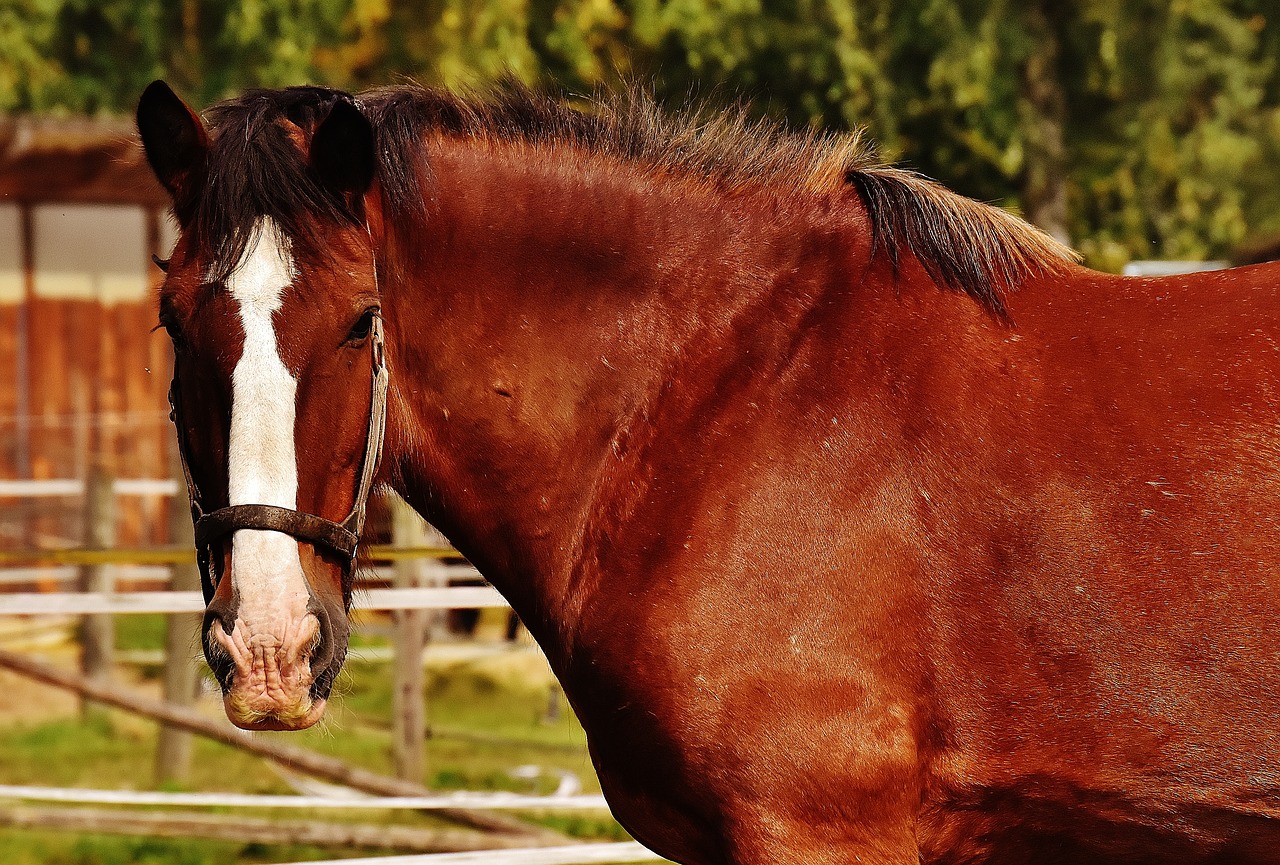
[169,315,389,601]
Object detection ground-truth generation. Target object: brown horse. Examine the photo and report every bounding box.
[137,79,1280,864]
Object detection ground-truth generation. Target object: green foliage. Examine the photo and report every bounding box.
[622,0,1280,265]
[0,0,63,112]
[2,0,351,111]
[1065,0,1273,266]
[527,812,633,841]
[7,0,1280,268]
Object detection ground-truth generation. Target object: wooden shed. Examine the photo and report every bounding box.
[0,116,175,549]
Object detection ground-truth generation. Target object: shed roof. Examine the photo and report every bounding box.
[0,116,167,207]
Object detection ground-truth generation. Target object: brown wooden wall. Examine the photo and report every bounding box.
[1,119,177,550]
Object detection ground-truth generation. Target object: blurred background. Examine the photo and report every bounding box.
[1,2,1279,863]
[7,0,1280,267]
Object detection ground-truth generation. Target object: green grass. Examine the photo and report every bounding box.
[0,643,645,863]
[0,832,395,865]
[114,614,168,653]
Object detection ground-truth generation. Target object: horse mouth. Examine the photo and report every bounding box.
[223,694,328,731]
[204,608,342,732]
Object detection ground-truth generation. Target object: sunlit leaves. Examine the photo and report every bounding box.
[0,0,64,113]
[5,0,1280,268]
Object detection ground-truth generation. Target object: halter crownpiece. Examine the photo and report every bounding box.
[170,314,389,601]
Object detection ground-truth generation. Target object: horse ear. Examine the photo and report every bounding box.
[137,80,207,205]
[310,99,376,197]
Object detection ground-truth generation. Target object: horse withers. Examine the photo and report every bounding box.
[139,80,1280,864]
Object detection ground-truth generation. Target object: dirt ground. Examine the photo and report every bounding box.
[0,662,80,725]
[0,619,167,727]
[0,619,77,725]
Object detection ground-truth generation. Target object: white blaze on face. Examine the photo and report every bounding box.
[225,218,309,625]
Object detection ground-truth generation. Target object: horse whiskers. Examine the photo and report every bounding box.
[307,624,323,656]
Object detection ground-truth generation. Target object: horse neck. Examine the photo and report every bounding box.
[380,138,871,645]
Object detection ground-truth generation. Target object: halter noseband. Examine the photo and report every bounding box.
[170,315,389,601]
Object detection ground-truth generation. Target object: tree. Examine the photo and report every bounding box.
[622,0,1280,266]
[0,0,74,112]
[0,0,351,113]
[6,0,1279,269]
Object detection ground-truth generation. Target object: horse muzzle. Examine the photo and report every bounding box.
[203,586,346,731]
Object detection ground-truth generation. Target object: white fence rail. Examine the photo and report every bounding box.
[0,563,482,587]
[0,785,608,811]
[0,564,171,585]
[0,478,178,497]
[272,843,664,865]
[0,586,508,615]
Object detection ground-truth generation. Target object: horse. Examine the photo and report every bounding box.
[136,78,1280,864]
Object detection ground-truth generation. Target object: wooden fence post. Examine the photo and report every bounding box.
[155,441,202,785]
[78,464,115,716]
[390,494,433,783]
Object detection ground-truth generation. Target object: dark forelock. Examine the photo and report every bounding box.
[193,86,363,279]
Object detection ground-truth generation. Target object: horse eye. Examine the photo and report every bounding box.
[151,254,170,273]
[159,317,184,349]
[346,308,376,343]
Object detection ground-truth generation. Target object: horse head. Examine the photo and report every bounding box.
[138,81,385,730]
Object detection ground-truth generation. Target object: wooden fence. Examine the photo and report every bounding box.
[1,478,500,767]
[0,588,666,865]
[0,575,665,863]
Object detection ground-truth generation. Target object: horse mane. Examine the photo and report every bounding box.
[193,86,361,280]
[191,82,1076,310]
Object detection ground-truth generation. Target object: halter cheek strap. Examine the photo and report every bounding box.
[170,315,389,599]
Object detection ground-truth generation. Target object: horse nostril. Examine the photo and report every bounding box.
[204,597,236,636]
[306,602,335,672]
[202,626,236,692]
[306,600,348,701]
[202,600,238,692]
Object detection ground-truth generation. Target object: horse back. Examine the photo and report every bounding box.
[572,257,1280,863]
